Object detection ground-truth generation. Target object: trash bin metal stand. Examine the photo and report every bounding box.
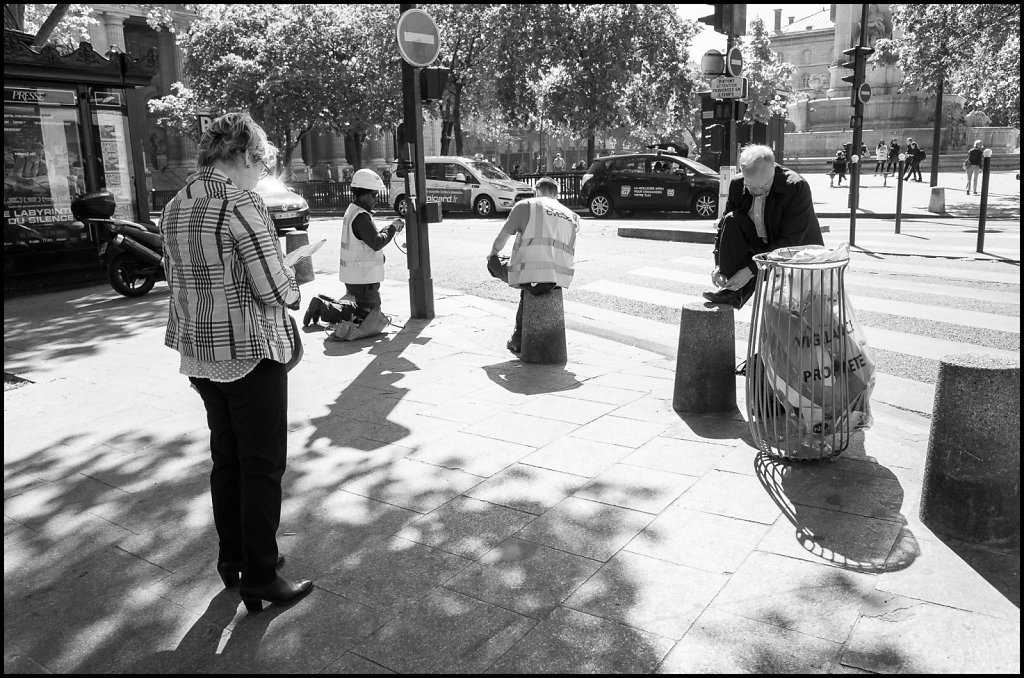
[746,254,851,461]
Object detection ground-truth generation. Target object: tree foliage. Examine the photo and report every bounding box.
[148,4,402,169]
[890,4,1020,127]
[736,17,795,124]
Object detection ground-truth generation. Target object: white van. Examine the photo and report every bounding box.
[389,156,535,217]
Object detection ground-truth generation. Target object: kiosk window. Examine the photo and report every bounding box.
[4,87,88,249]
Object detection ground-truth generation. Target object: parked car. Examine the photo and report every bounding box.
[389,156,535,217]
[255,176,310,234]
[579,152,720,218]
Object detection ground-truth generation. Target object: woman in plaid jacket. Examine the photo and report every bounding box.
[160,112,311,613]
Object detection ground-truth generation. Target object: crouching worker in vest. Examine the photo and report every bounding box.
[302,168,403,340]
[487,177,578,356]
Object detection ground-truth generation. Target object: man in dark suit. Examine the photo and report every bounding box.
[703,144,824,309]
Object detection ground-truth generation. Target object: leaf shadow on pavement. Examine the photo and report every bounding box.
[754,431,920,574]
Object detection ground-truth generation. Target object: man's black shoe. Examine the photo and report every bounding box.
[303,296,326,326]
[702,288,744,310]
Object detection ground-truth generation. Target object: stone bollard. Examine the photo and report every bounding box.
[920,353,1020,543]
[285,231,315,285]
[521,288,567,364]
[927,186,945,214]
[673,301,736,413]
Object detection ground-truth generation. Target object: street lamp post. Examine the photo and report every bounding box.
[895,153,906,234]
[976,148,993,252]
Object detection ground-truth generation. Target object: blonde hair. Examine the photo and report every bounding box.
[196,112,277,168]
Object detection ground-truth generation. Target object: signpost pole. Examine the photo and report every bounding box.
[848,2,870,248]
[399,3,434,319]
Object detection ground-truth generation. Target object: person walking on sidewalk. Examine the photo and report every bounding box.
[874,140,887,175]
[886,138,900,176]
[830,149,847,187]
[487,177,578,355]
[703,144,824,310]
[964,139,984,194]
[159,112,312,613]
[904,142,925,182]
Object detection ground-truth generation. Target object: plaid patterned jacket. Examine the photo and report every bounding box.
[161,167,300,363]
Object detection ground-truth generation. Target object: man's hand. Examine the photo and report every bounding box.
[391,217,405,234]
[722,267,754,291]
[711,267,729,289]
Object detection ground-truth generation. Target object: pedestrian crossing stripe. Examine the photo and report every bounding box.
[669,255,1021,285]
[577,280,1019,361]
[626,268,1019,332]
[639,265,1020,305]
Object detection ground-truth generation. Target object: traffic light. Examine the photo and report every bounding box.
[840,45,874,106]
[698,4,746,36]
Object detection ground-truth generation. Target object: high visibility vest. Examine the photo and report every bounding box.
[507,197,578,289]
[339,203,385,284]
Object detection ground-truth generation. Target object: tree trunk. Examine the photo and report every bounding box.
[33,4,70,47]
[345,130,366,169]
[453,86,463,156]
[586,133,595,164]
[930,74,943,187]
[440,100,453,155]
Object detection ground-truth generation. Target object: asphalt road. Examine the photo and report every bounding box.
[299,214,1020,388]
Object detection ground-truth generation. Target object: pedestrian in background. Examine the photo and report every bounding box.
[511,163,522,179]
[159,112,311,614]
[830,149,847,187]
[904,142,925,182]
[964,139,984,195]
[704,144,824,310]
[553,153,566,172]
[886,138,900,176]
[874,140,887,175]
[487,177,578,355]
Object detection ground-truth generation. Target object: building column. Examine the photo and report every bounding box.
[100,10,131,53]
[827,3,858,97]
[155,27,189,171]
[321,133,348,179]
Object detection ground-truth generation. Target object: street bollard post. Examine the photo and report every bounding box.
[673,301,736,414]
[976,149,993,253]
[894,154,906,234]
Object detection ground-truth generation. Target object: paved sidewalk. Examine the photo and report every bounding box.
[4,278,1020,673]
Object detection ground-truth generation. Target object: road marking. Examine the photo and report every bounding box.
[635,265,1020,305]
[561,300,938,414]
[577,280,1019,361]
[669,255,1021,285]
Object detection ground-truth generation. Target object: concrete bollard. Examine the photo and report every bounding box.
[928,186,945,214]
[673,301,736,413]
[285,231,315,285]
[920,353,1020,543]
[521,288,567,364]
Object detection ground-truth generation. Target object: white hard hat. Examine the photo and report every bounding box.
[351,168,385,191]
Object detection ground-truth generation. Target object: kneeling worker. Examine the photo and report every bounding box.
[304,168,403,324]
[704,144,823,309]
[487,177,578,355]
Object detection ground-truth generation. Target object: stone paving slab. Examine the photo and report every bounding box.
[3,280,1020,673]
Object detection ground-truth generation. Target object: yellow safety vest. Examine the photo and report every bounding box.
[339,203,385,284]
[507,197,578,289]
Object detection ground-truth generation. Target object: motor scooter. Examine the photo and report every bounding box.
[71,191,165,297]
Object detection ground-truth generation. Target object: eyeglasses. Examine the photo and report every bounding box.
[258,160,272,179]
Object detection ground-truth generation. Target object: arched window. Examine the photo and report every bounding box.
[802,49,812,65]
[802,73,811,88]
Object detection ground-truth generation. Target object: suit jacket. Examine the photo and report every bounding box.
[717,164,824,274]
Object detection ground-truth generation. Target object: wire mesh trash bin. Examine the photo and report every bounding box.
[745,244,876,461]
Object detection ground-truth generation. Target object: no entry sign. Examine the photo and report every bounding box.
[396,9,440,68]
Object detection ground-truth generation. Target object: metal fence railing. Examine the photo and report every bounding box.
[512,171,586,209]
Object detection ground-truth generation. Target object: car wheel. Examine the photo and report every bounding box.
[395,196,409,216]
[107,253,157,297]
[589,193,613,218]
[474,195,495,217]
[691,190,718,218]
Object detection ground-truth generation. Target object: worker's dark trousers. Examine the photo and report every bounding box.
[713,211,766,305]
[344,282,381,312]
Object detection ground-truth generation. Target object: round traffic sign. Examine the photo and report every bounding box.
[858,82,872,105]
[701,50,725,77]
[396,8,440,68]
[725,46,743,77]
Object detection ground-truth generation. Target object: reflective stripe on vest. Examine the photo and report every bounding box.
[339,203,385,284]
[507,197,578,289]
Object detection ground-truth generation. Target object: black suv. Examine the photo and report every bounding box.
[579,153,719,218]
